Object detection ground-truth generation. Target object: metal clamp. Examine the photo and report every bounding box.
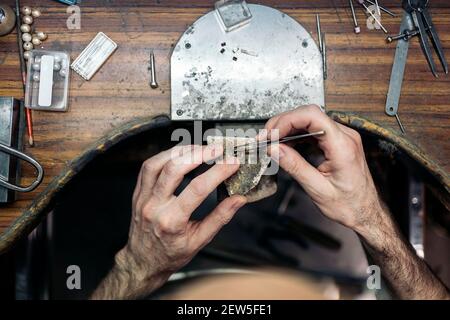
[0,143,43,192]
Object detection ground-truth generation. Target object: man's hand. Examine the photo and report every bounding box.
[265,105,449,300]
[265,104,380,231]
[91,145,246,299]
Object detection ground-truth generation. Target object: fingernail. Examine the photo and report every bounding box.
[233,197,247,209]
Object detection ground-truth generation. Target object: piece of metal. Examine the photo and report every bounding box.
[171,4,325,120]
[215,0,252,32]
[322,33,327,80]
[149,50,158,89]
[0,143,43,192]
[386,12,414,119]
[0,5,16,36]
[395,113,406,134]
[374,0,381,16]
[407,173,425,258]
[316,14,323,52]
[234,130,326,153]
[349,0,361,34]
[365,0,396,17]
[402,0,447,77]
[386,29,419,43]
[358,0,388,33]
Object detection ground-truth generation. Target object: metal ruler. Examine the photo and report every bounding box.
[385,11,415,133]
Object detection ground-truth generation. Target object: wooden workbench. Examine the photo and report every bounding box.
[0,0,449,250]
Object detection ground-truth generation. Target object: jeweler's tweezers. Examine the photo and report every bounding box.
[233,130,326,153]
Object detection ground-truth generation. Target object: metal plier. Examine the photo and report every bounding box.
[0,143,43,192]
[402,0,448,77]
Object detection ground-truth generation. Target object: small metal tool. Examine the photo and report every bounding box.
[387,29,419,43]
[322,33,327,80]
[357,0,388,33]
[386,12,415,134]
[402,0,448,77]
[149,50,158,89]
[233,130,326,154]
[365,0,396,17]
[316,14,327,80]
[316,14,323,52]
[349,0,361,34]
[374,0,381,16]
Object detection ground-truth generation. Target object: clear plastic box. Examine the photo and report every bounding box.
[25,50,70,112]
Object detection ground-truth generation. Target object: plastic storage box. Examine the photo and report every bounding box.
[25,50,70,112]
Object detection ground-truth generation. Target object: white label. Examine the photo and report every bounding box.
[38,55,54,107]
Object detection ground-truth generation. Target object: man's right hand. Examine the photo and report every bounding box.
[265,105,382,232]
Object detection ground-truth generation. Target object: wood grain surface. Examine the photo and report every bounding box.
[0,0,449,237]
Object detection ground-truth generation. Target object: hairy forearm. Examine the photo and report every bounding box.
[90,248,169,300]
[355,202,449,300]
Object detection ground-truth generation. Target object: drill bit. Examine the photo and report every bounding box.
[349,0,361,34]
[149,50,158,89]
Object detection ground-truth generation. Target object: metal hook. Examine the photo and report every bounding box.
[0,143,43,192]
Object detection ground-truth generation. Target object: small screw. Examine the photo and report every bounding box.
[150,50,158,89]
[185,43,191,49]
[176,109,184,116]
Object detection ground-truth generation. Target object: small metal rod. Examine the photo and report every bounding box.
[386,29,419,43]
[374,0,381,17]
[233,130,326,153]
[349,0,361,34]
[395,113,406,134]
[316,14,323,52]
[149,50,158,89]
[322,33,327,80]
[365,0,396,17]
[357,0,388,33]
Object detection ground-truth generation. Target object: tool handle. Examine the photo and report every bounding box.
[0,143,43,192]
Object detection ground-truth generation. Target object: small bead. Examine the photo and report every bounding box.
[23,51,32,60]
[31,9,41,18]
[22,33,32,42]
[32,37,41,46]
[34,56,41,64]
[59,69,67,77]
[54,55,62,63]
[53,63,61,71]
[20,24,31,33]
[32,72,40,82]
[35,31,47,41]
[21,6,32,16]
[32,62,40,71]
[22,15,33,25]
[23,42,33,51]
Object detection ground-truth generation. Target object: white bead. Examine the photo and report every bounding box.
[22,33,32,42]
[31,9,41,18]
[59,69,67,77]
[22,15,33,25]
[23,51,32,60]
[32,72,40,82]
[31,37,41,46]
[54,55,61,63]
[34,56,41,63]
[53,63,61,71]
[20,24,31,33]
[32,62,40,71]
[21,6,32,16]
[23,42,33,51]
[35,31,47,41]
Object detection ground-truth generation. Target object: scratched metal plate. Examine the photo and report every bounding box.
[170,4,325,121]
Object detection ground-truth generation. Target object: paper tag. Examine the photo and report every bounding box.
[38,55,54,107]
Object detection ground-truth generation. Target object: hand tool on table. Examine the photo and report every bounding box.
[233,131,326,154]
[385,1,448,133]
[149,50,158,89]
[0,97,43,203]
[365,0,396,17]
[357,0,388,33]
[349,0,361,34]
[400,0,448,77]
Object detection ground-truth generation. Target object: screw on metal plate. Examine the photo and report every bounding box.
[215,0,252,32]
